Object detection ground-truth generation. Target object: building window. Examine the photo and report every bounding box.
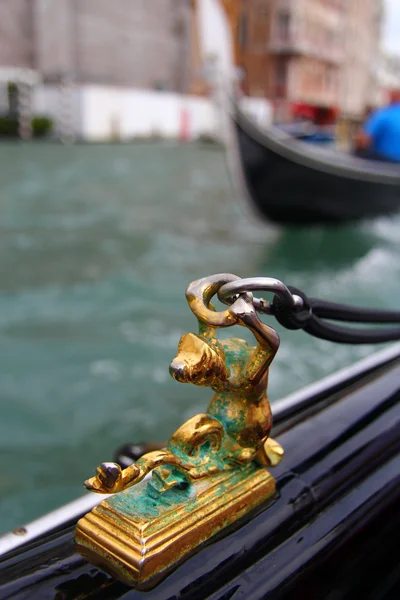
[238,13,248,50]
[275,60,287,84]
[275,59,287,96]
[252,6,270,52]
[277,11,290,42]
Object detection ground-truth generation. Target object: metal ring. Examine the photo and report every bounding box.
[218,277,304,315]
[186,274,253,327]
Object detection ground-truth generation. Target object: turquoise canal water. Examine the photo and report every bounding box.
[0,141,399,534]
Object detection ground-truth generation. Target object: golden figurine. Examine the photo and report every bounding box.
[75,274,284,589]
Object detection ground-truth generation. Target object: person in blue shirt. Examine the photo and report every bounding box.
[355,91,400,163]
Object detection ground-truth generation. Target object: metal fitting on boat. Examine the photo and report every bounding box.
[218,276,304,315]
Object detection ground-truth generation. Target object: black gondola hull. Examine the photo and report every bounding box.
[0,353,399,599]
[235,111,400,225]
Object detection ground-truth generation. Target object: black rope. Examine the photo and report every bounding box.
[271,287,400,345]
[308,299,400,324]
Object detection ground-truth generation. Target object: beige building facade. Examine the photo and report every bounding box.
[268,0,344,121]
[0,0,35,70]
[222,0,345,121]
[0,0,191,92]
[340,0,383,120]
[223,0,383,123]
[0,0,384,133]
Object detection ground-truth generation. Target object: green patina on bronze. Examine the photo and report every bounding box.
[102,460,258,524]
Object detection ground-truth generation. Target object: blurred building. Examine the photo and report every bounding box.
[377,53,400,102]
[0,0,196,140]
[233,0,274,98]
[0,0,191,92]
[0,0,385,139]
[340,0,384,126]
[222,0,384,125]
[226,0,345,123]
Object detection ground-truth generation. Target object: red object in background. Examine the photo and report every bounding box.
[179,107,190,141]
[316,106,338,126]
[291,102,317,120]
[290,102,338,125]
[388,89,400,104]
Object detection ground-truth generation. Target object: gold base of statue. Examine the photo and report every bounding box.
[75,462,276,589]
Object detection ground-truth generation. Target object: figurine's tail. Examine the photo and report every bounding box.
[84,414,226,494]
[168,413,224,461]
[134,413,225,483]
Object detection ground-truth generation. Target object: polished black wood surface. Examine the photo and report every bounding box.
[0,357,399,599]
[235,112,400,225]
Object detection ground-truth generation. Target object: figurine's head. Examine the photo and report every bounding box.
[170,333,228,387]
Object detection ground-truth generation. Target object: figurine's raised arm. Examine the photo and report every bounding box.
[230,296,279,390]
[186,274,279,392]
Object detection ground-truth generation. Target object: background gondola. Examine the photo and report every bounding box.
[195,0,400,226]
[233,110,400,225]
